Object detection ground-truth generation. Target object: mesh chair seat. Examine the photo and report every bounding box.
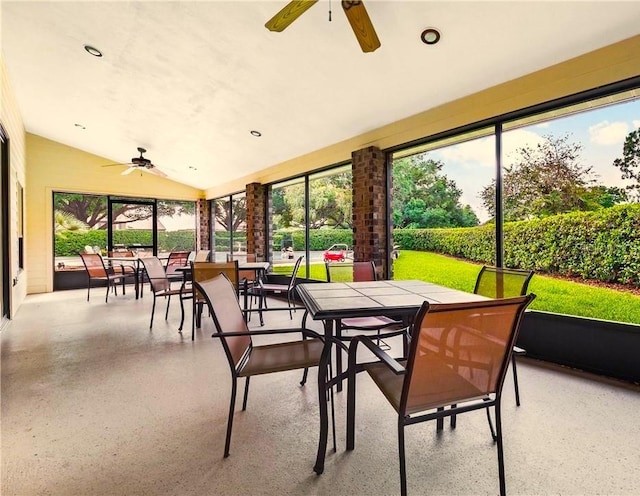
[239,338,325,376]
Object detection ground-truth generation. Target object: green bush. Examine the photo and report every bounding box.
[55,230,195,255]
[393,204,640,286]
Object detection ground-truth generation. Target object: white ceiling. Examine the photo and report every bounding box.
[2,1,640,191]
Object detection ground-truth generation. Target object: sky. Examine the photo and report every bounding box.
[422,98,640,223]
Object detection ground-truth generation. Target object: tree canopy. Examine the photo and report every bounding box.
[480,134,626,221]
[612,128,640,201]
[54,193,195,229]
[392,156,479,228]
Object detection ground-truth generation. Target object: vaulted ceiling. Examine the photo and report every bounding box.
[3,1,640,191]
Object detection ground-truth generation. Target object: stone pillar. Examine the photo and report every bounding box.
[246,182,268,262]
[352,146,389,279]
[196,198,210,251]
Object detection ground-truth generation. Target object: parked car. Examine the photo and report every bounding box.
[323,244,353,263]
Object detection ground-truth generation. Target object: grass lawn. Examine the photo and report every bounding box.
[279,251,640,325]
[393,251,640,325]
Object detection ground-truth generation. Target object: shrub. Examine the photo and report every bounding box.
[394,204,640,286]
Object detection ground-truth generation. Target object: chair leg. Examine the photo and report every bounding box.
[436,407,444,431]
[512,354,521,406]
[346,340,359,451]
[450,404,457,429]
[86,280,91,302]
[328,361,336,453]
[495,403,507,496]
[398,420,408,496]
[165,294,171,320]
[150,295,157,328]
[224,377,238,458]
[105,280,110,303]
[486,403,497,441]
[241,376,250,411]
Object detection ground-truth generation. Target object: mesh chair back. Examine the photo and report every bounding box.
[166,251,190,277]
[140,257,171,293]
[400,296,533,415]
[237,253,257,282]
[474,266,534,298]
[353,261,377,282]
[192,261,239,291]
[193,274,251,368]
[80,253,107,277]
[326,260,376,283]
[287,256,304,290]
[194,250,211,262]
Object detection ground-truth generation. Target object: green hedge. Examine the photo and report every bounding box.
[394,204,640,286]
[55,230,195,255]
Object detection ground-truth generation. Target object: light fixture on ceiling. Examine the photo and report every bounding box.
[84,45,103,57]
[250,130,262,137]
[420,28,441,45]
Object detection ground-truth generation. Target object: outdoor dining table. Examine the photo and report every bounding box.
[295,279,489,475]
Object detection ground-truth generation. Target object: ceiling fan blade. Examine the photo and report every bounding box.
[341,1,380,53]
[121,167,137,176]
[147,167,168,178]
[265,0,319,32]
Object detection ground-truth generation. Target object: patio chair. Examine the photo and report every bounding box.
[255,255,304,325]
[346,295,535,496]
[474,265,534,406]
[139,256,188,328]
[326,260,405,347]
[80,253,132,303]
[165,250,190,282]
[194,273,335,458]
[188,260,241,340]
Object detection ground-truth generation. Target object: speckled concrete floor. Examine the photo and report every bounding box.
[2,288,640,496]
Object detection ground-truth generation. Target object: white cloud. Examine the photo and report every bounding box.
[589,120,629,145]
[633,120,640,130]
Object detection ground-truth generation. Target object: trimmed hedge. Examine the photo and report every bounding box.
[55,230,195,255]
[394,204,640,286]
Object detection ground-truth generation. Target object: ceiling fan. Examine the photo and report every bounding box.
[265,0,381,53]
[102,147,168,178]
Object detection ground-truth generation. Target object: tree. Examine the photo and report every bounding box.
[392,156,479,228]
[213,196,246,231]
[612,128,640,201]
[479,134,617,221]
[271,171,352,229]
[54,193,195,229]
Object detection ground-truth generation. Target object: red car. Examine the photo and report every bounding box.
[323,244,352,263]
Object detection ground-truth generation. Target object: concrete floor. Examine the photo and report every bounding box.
[2,287,640,495]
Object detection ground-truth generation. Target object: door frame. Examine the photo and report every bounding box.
[1,124,11,320]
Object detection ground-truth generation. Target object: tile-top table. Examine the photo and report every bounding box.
[296,279,488,475]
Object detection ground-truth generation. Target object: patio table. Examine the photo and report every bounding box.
[296,279,489,475]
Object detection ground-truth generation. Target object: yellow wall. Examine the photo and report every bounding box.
[205,34,640,198]
[1,57,27,315]
[26,134,203,293]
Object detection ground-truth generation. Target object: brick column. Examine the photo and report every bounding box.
[352,146,389,279]
[196,199,211,250]
[246,182,268,262]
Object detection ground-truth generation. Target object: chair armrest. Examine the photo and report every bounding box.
[356,335,405,375]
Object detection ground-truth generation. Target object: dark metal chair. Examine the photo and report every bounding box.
[256,255,304,324]
[346,295,535,496]
[139,256,188,328]
[194,273,336,458]
[80,253,132,303]
[326,260,405,347]
[474,265,534,406]
[165,250,190,282]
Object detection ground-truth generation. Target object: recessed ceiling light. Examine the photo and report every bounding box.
[420,28,441,45]
[84,45,103,57]
[250,130,262,137]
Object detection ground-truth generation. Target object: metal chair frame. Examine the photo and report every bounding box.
[346,295,535,496]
